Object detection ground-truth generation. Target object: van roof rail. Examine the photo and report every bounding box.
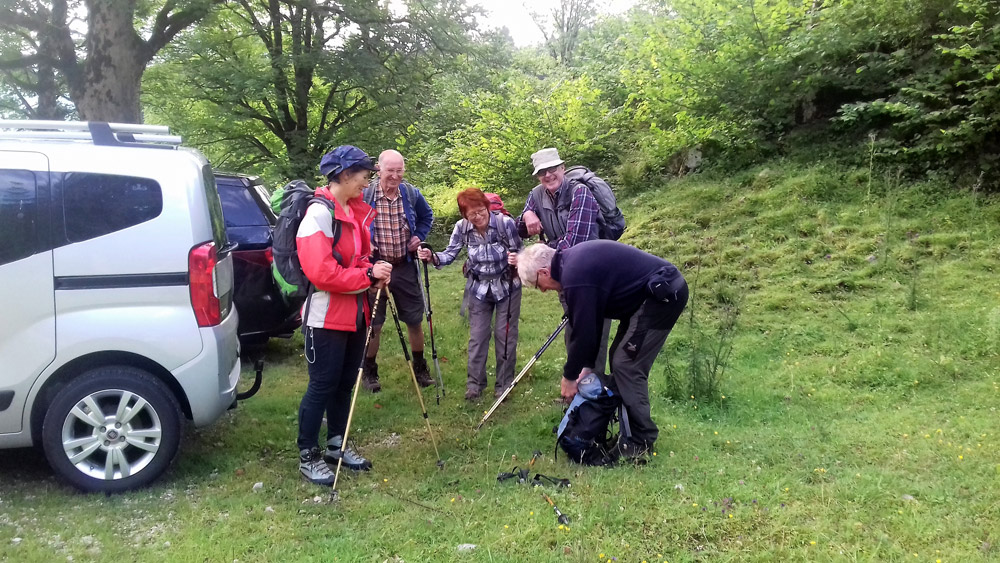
[0,120,182,148]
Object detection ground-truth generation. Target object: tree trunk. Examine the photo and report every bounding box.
[75,0,146,123]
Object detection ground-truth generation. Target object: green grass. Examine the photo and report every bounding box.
[2,161,1000,562]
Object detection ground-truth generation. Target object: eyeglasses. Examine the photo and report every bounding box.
[466,207,489,219]
[535,166,561,179]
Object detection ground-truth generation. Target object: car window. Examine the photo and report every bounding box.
[62,172,162,243]
[0,169,39,266]
[218,182,269,227]
[252,184,277,222]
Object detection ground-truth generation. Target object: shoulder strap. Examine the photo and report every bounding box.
[310,196,343,265]
[402,182,418,210]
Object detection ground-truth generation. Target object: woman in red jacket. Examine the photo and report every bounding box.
[295,145,392,485]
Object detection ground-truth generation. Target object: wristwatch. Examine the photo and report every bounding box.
[366,266,377,285]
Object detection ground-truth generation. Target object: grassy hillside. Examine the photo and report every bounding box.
[1,161,998,562]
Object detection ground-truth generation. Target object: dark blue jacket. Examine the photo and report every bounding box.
[363,180,434,263]
[552,240,685,380]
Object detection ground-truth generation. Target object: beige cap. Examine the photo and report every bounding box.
[531,147,565,176]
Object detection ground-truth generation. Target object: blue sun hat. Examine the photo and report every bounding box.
[319,145,376,177]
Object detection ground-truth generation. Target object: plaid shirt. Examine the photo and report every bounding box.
[434,213,523,302]
[522,180,600,251]
[371,184,410,262]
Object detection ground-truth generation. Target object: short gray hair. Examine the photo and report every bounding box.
[518,244,556,288]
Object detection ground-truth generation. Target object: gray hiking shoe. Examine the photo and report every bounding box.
[361,359,381,392]
[413,357,434,387]
[324,436,372,471]
[299,447,335,486]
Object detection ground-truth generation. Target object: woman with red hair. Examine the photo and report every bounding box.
[418,188,522,400]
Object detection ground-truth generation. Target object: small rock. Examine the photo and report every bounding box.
[313,495,323,503]
[252,482,263,492]
[12,537,22,545]
[265,506,274,513]
[457,544,476,552]
[164,541,171,548]
[901,494,916,502]
[674,484,684,491]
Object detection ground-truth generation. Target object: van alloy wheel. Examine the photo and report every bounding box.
[42,366,182,493]
[59,388,163,481]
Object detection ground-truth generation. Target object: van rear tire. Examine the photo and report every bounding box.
[41,366,182,493]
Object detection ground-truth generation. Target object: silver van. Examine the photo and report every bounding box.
[0,121,241,492]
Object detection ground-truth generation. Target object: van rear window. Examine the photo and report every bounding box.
[201,165,227,248]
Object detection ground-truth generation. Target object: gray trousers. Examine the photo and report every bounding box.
[559,292,612,376]
[467,287,521,393]
[607,292,687,446]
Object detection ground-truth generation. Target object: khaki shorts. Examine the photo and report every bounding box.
[371,260,425,326]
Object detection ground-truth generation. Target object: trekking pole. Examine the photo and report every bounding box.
[387,293,444,469]
[502,245,517,379]
[332,287,384,497]
[542,492,570,527]
[418,243,445,402]
[476,316,568,430]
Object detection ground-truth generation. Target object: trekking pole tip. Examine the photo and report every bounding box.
[437,459,445,470]
[330,489,341,503]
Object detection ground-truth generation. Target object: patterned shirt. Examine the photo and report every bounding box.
[434,213,523,302]
[371,184,410,262]
[521,180,600,251]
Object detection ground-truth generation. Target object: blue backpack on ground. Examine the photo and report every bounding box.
[555,373,621,466]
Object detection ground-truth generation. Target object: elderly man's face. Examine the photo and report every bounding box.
[535,164,565,192]
[378,153,405,193]
[534,268,562,293]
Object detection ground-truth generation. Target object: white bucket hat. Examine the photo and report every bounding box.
[531,147,565,176]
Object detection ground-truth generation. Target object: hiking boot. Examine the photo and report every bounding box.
[324,436,372,471]
[614,437,651,461]
[361,359,381,392]
[413,356,434,388]
[464,387,481,401]
[299,447,335,485]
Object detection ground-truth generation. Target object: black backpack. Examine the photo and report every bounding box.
[270,180,341,308]
[555,373,621,466]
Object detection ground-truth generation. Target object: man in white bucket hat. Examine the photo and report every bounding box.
[515,147,612,380]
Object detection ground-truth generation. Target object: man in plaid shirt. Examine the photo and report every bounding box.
[516,147,613,381]
[361,150,435,392]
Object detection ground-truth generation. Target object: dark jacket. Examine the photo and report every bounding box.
[552,240,685,380]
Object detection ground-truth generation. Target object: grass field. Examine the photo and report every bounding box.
[1,161,999,562]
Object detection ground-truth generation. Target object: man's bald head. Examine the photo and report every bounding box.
[379,150,404,168]
[377,150,406,193]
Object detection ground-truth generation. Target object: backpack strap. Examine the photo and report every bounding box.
[301,197,343,328]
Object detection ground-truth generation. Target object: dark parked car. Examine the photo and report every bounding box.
[214,172,300,346]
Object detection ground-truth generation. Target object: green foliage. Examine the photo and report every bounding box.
[835,0,1000,185]
[143,0,478,180]
[443,63,617,197]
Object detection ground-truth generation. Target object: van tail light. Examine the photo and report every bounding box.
[189,242,222,327]
[265,247,273,263]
